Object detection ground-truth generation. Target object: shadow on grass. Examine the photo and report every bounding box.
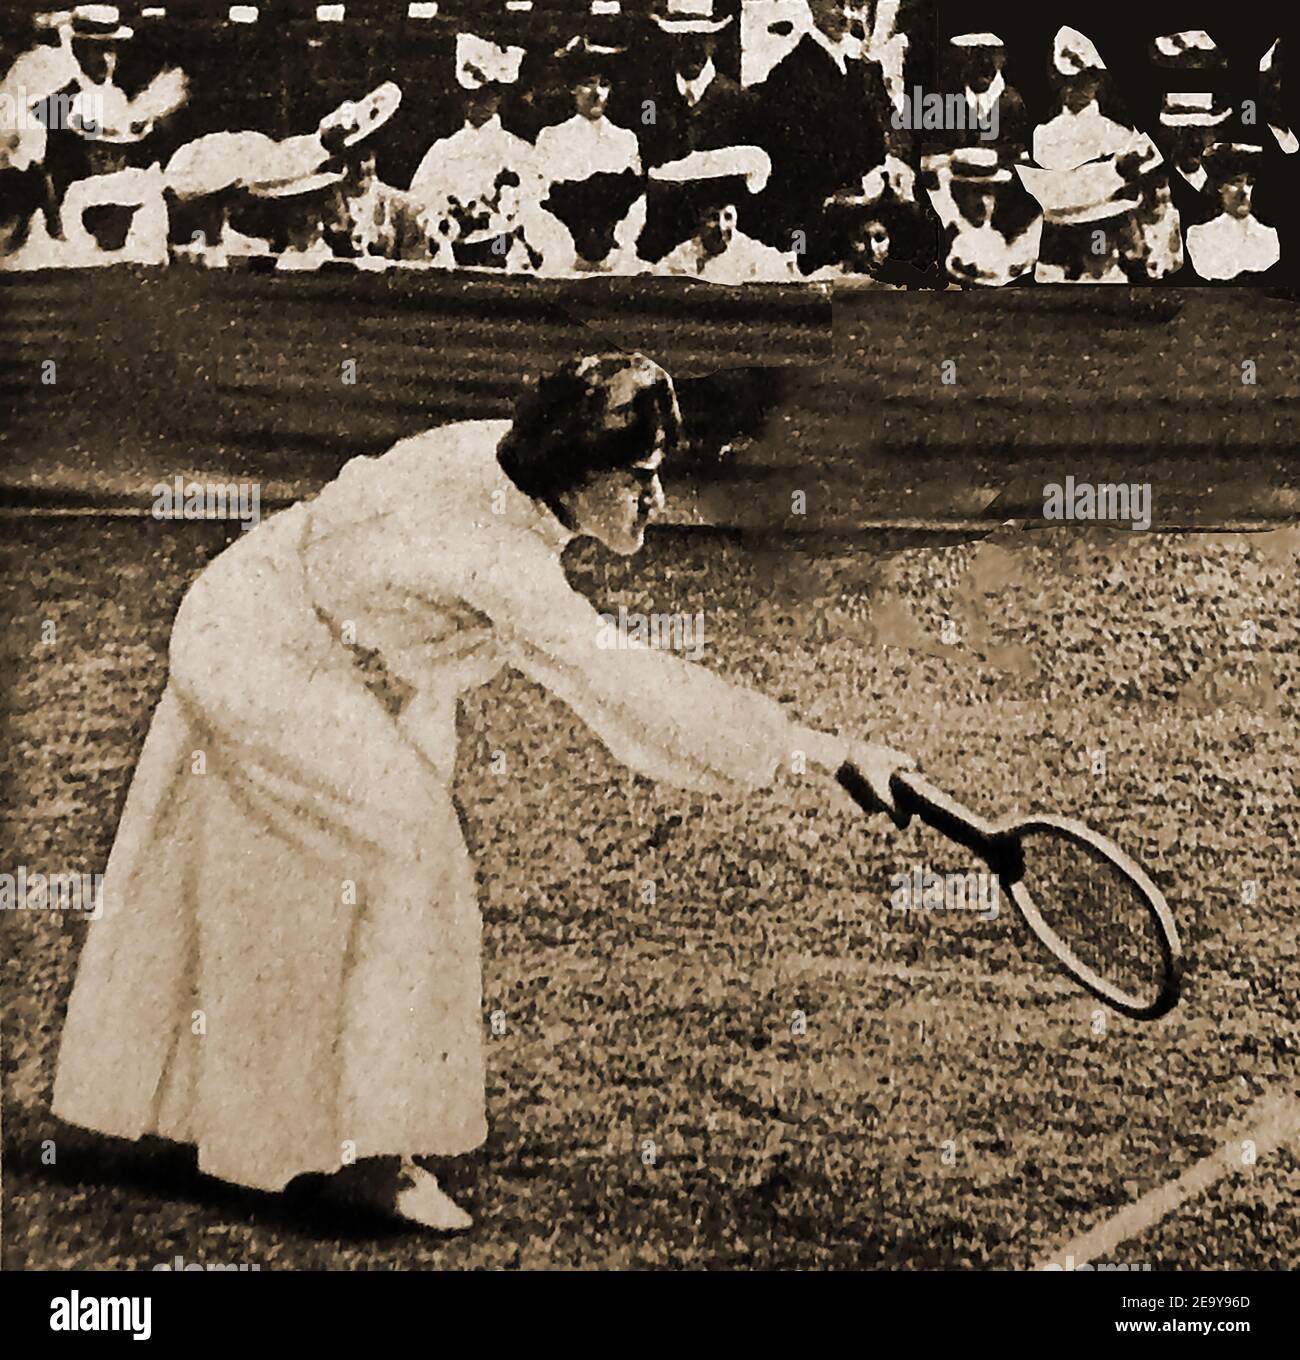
[2,1106,422,1248]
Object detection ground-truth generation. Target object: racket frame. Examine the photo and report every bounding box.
[835,764,1184,1021]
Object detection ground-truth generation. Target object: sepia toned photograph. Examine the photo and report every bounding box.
[1,0,1296,1319]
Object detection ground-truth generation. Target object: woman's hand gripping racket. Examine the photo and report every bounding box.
[836,759,1184,1020]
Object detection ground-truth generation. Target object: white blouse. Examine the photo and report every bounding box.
[298,421,795,792]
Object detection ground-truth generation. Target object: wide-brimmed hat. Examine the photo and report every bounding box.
[1201,142,1264,183]
[248,169,345,200]
[1151,31,1223,68]
[651,1,733,35]
[69,4,133,40]
[1159,92,1231,128]
[648,144,770,193]
[1052,26,1105,78]
[1017,156,1141,224]
[455,33,525,90]
[554,34,625,77]
[319,81,402,149]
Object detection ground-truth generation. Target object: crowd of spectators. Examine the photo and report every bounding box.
[0,4,1289,283]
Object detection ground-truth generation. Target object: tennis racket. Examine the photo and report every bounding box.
[836,763,1184,1020]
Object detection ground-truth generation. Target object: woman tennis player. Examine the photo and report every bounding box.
[52,353,912,1231]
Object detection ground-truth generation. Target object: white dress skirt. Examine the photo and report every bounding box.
[52,420,796,1192]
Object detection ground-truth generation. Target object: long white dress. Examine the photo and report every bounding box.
[52,421,795,1191]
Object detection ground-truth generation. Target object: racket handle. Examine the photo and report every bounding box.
[837,764,1023,877]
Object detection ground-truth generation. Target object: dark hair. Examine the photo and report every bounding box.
[497,354,682,516]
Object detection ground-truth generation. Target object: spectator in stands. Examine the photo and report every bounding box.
[750,0,893,269]
[635,1,757,264]
[940,148,1039,287]
[944,33,1029,157]
[408,34,555,270]
[267,170,342,272]
[655,172,797,282]
[1157,92,1231,192]
[163,82,400,267]
[38,5,187,260]
[535,38,645,273]
[1024,162,1140,285]
[325,149,426,267]
[1186,143,1280,280]
[1032,27,1136,172]
[0,12,79,264]
[1116,137,1183,281]
[536,37,642,180]
[813,182,941,285]
[808,201,901,284]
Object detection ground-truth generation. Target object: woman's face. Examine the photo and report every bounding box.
[565,446,666,556]
[573,77,611,120]
[1218,173,1254,218]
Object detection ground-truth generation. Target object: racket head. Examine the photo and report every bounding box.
[1002,814,1184,1020]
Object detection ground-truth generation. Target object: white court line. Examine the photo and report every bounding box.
[1034,1091,1300,1269]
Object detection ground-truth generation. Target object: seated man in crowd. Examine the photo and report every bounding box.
[1157,92,1231,193]
[748,0,896,270]
[923,33,1029,158]
[635,2,757,264]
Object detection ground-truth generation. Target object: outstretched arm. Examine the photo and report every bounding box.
[439,527,910,805]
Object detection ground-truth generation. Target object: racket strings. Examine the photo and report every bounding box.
[1012,830,1170,1010]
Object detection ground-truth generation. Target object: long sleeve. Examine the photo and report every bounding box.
[389,518,797,794]
[480,532,794,792]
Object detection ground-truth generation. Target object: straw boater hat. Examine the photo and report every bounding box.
[234,82,399,198]
[948,146,1013,185]
[1052,26,1106,77]
[950,33,1004,50]
[1159,92,1231,129]
[455,33,525,90]
[651,0,733,35]
[69,4,134,41]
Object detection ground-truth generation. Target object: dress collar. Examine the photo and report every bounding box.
[677,58,717,106]
[492,448,575,553]
[966,70,1005,113]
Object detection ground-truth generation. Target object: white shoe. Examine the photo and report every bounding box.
[393,1160,473,1233]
